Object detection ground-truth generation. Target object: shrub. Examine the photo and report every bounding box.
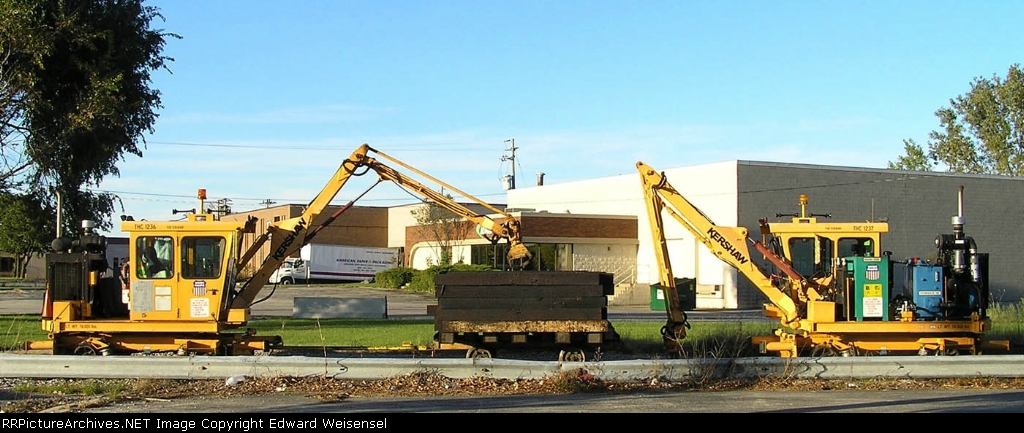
[236,267,254,282]
[405,263,492,293]
[375,267,416,289]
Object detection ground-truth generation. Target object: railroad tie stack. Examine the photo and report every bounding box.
[432,271,619,349]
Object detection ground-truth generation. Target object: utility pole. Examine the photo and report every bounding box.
[260,199,276,208]
[502,138,517,190]
[216,198,233,217]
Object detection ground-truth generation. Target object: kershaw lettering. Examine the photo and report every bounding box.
[272,219,307,260]
[707,227,749,264]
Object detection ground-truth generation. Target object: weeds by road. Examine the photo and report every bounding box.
[5,371,1024,414]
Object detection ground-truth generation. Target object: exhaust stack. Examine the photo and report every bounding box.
[952,185,965,239]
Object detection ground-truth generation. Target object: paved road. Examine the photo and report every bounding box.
[76,388,1024,413]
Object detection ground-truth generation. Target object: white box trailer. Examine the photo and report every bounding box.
[269,244,401,285]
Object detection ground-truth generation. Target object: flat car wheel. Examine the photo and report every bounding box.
[466,348,492,359]
[558,349,586,362]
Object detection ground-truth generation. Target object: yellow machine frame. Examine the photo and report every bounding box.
[637,161,1008,358]
[29,144,532,356]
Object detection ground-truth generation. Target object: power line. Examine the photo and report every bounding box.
[85,188,509,206]
[487,173,941,207]
[146,141,500,152]
[90,172,933,209]
[88,162,944,214]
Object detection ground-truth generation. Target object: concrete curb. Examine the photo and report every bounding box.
[3,354,1023,381]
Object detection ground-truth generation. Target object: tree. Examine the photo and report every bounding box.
[412,198,474,266]
[0,0,179,241]
[888,139,935,172]
[889,64,1024,175]
[0,192,52,277]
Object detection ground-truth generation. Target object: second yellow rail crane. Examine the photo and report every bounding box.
[637,161,1008,357]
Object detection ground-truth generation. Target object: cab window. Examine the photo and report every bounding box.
[839,238,875,258]
[181,237,225,279]
[788,237,834,278]
[137,236,174,279]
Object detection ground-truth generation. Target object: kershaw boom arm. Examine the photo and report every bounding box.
[637,161,806,338]
[230,144,532,309]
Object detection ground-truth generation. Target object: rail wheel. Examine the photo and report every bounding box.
[558,349,586,363]
[74,343,98,356]
[466,348,492,359]
[810,344,839,357]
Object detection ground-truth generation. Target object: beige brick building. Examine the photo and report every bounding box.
[219,204,390,276]
[218,202,637,281]
[14,201,640,304]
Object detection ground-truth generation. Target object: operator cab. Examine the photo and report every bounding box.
[758,194,890,322]
[759,194,888,281]
[122,199,242,324]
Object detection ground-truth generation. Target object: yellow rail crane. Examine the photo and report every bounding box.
[637,161,1008,357]
[28,144,531,356]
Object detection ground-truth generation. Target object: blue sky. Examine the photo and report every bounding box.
[96,0,1024,236]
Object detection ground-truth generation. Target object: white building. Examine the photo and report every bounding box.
[508,160,1024,309]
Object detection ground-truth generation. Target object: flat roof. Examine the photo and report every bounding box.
[737,160,1024,182]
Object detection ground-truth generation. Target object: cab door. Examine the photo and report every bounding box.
[129,234,180,321]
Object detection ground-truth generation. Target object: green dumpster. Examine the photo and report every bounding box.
[650,278,696,311]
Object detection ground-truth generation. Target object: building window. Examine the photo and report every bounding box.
[471,244,507,269]
[525,243,573,271]
[839,237,875,258]
[470,243,572,271]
